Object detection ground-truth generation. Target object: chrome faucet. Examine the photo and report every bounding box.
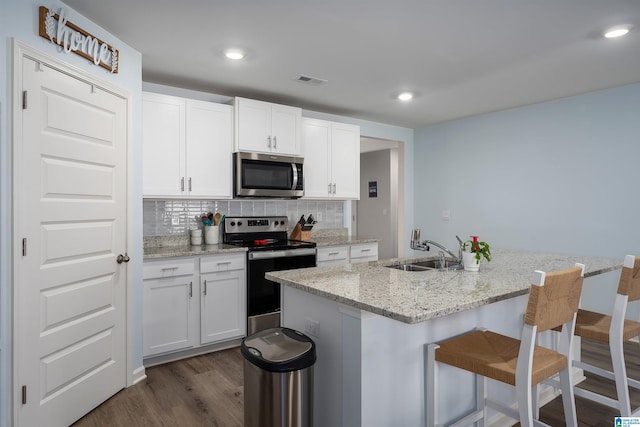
[410,229,461,263]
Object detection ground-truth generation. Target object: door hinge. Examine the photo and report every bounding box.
[22,385,27,405]
[22,90,27,110]
[22,238,27,256]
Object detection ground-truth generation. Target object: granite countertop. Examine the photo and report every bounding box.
[143,235,246,259]
[266,248,622,324]
[144,243,247,259]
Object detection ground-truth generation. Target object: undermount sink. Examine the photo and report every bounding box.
[387,264,432,271]
[386,259,462,271]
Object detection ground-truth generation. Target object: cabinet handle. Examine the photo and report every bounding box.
[161,266,179,270]
[203,279,207,296]
[328,183,332,195]
[189,281,193,298]
[267,135,272,148]
[273,136,277,149]
[332,183,337,194]
[188,177,192,192]
[361,249,371,252]
[329,252,340,256]
[181,177,185,192]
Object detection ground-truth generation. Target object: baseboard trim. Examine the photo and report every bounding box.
[131,366,147,386]
[143,338,243,367]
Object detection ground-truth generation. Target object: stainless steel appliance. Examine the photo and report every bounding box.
[223,216,316,334]
[234,152,304,198]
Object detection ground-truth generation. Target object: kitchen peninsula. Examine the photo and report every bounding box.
[267,249,621,427]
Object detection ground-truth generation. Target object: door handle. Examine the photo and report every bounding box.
[116,253,130,264]
[203,280,207,296]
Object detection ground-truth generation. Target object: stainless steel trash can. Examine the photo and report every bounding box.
[241,327,316,427]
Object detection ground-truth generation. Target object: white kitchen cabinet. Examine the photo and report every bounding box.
[316,242,378,266]
[233,97,301,155]
[316,245,350,266]
[302,118,360,199]
[350,242,379,263]
[143,257,197,357]
[143,253,247,359]
[142,92,233,198]
[200,254,246,344]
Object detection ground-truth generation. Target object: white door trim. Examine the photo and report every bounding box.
[11,39,140,425]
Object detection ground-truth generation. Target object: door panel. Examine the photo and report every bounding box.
[17,56,127,427]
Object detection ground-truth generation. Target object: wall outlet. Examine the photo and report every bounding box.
[304,318,320,338]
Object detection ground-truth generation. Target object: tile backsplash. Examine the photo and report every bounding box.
[143,199,345,236]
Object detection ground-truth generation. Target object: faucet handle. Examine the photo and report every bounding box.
[411,228,421,243]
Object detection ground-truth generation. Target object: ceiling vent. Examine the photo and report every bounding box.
[295,74,328,85]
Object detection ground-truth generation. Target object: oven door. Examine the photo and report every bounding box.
[234,152,304,198]
[247,248,316,334]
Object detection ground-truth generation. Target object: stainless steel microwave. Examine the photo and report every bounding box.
[234,152,304,198]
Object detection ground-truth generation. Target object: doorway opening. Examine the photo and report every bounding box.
[352,137,404,260]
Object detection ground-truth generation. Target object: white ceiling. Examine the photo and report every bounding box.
[62,0,640,129]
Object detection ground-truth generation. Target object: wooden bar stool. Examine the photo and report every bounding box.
[571,255,640,416]
[426,264,585,427]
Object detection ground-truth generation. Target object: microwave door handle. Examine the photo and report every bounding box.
[291,163,298,190]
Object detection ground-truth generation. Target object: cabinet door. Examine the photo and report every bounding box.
[200,269,246,344]
[331,123,360,199]
[186,100,233,198]
[301,118,331,198]
[142,93,185,196]
[350,242,378,263]
[270,103,301,155]
[235,98,272,153]
[143,275,197,356]
[316,245,350,266]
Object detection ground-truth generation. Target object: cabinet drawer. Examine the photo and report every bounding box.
[350,243,378,260]
[200,253,246,273]
[143,257,195,279]
[317,246,349,263]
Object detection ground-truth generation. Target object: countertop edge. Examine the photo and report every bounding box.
[144,244,247,259]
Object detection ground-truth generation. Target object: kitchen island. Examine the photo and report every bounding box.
[266,249,621,427]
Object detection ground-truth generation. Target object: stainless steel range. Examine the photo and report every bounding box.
[223,216,317,335]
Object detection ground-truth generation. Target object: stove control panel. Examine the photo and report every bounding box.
[224,216,289,234]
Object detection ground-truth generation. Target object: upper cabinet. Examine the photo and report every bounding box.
[302,118,360,199]
[233,97,301,156]
[142,92,233,198]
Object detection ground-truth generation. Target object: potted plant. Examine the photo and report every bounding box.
[461,235,491,272]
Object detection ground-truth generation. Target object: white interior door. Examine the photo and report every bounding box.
[16,56,128,427]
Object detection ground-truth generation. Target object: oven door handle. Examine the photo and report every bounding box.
[248,248,316,260]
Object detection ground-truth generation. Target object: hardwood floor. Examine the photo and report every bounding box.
[73,339,640,426]
[72,348,244,427]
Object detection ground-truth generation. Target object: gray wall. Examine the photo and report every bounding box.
[413,82,640,313]
[358,150,396,259]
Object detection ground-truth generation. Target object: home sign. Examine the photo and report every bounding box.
[38,6,119,73]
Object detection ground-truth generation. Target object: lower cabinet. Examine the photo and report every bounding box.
[350,242,379,263]
[316,242,378,266]
[316,245,350,266]
[200,254,246,344]
[143,253,246,358]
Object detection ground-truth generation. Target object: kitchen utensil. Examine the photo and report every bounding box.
[298,215,306,225]
[214,212,222,226]
[208,212,214,223]
[306,214,315,224]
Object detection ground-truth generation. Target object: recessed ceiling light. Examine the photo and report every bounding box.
[603,25,632,39]
[398,92,413,101]
[224,49,245,60]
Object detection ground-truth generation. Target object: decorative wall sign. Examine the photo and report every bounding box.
[38,6,119,73]
[368,180,378,198]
